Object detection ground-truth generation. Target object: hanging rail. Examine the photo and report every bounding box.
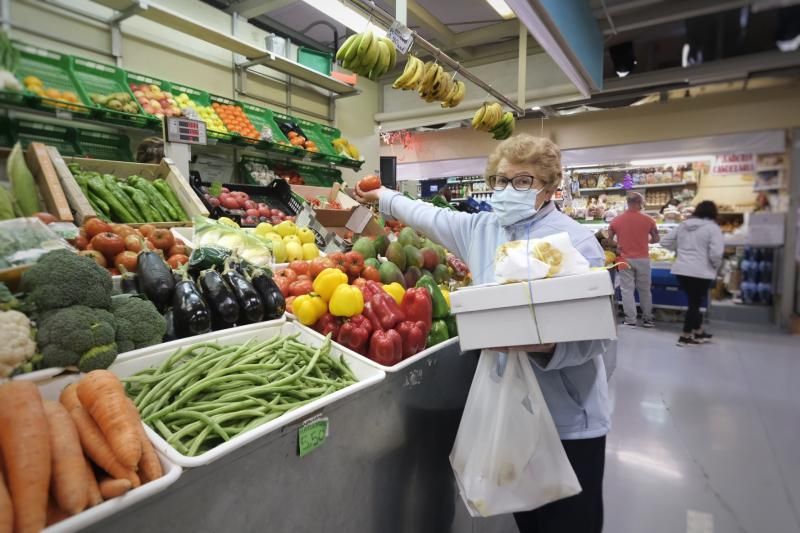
[345,0,526,117]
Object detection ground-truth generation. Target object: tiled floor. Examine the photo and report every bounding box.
[605,322,800,533]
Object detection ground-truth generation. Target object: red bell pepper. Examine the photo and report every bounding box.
[400,288,432,334]
[359,280,384,300]
[363,281,405,331]
[369,329,403,366]
[396,320,428,359]
[336,314,372,355]
[313,312,342,338]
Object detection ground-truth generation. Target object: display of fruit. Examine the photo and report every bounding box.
[173,92,227,133]
[287,130,319,152]
[275,167,305,185]
[472,102,515,140]
[332,137,361,160]
[252,220,319,262]
[396,58,466,108]
[440,79,466,108]
[87,91,139,114]
[129,82,182,119]
[22,75,81,110]
[212,101,259,139]
[336,31,397,81]
[392,55,423,91]
[199,185,294,227]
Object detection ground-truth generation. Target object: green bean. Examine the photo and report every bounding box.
[164,410,230,442]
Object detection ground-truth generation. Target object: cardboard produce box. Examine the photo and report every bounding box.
[313,205,383,239]
[450,270,617,351]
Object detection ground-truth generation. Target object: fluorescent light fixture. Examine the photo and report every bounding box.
[485,0,516,19]
[629,155,714,166]
[530,106,540,111]
[300,0,386,37]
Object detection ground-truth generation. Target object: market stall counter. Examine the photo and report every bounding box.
[78,341,515,533]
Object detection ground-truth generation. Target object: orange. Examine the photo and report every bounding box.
[44,88,61,99]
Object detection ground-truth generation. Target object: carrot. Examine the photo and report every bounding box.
[67,407,140,488]
[0,381,51,533]
[43,401,88,515]
[58,383,80,411]
[0,465,12,533]
[83,459,103,507]
[45,498,69,527]
[77,371,142,470]
[127,399,162,483]
[98,478,131,500]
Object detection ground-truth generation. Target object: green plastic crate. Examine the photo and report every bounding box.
[169,82,233,142]
[239,102,301,156]
[70,57,149,127]
[13,42,91,115]
[126,71,175,123]
[209,94,259,146]
[272,111,328,159]
[9,119,81,156]
[76,129,133,161]
[297,47,332,76]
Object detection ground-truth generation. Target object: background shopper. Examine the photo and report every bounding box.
[608,193,660,327]
[135,136,165,164]
[355,134,613,533]
[660,200,724,346]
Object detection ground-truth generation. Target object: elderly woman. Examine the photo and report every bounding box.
[356,134,613,533]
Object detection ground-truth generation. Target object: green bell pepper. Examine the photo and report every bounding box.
[416,275,449,319]
[426,319,449,348]
[444,314,458,339]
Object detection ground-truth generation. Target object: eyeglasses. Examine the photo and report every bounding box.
[488,174,538,191]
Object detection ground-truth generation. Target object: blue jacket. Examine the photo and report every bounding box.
[380,191,614,440]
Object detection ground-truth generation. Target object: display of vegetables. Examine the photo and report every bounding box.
[123,334,357,456]
[0,310,36,377]
[198,185,294,227]
[0,374,164,531]
[69,164,188,223]
[5,142,41,217]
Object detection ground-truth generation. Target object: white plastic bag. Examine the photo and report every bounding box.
[494,231,590,283]
[450,350,581,517]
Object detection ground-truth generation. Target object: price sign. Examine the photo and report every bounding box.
[166,117,207,146]
[388,21,414,54]
[55,109,72,120]
[298,415,328,457]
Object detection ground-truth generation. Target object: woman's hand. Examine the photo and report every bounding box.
[354,184,383,205]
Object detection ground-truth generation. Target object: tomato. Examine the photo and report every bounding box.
[289,260,310,276]
[114,251,139,273]
[148,228,175,251]
[125,234,148,253]
[108,268,121,276]
[231,191,249,205]
[275,268,298,283]
[358,174,381,192]
[138,224,156,238]
[71,234,88,251]
[91,232,125,259]
[309,257,334,279]
[273,276,291,298]
[34,212,56,224]
[289,279,313,297]
[112,225,138,240]
[79,249,107,268]
[167,243,187,257]
[84,218,112,239]
[243,200,257,210]
[361,265,380,282]
[167,254,189,269]
[295,274,311,282]
[285,295,296,314]
[343,251,365,278]
[221,196,240,210]
[327,252,347,273]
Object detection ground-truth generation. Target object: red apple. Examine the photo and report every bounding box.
[246,208,259,217]
[243,200,257,210]
[209,197,220,208]
[270,209,281,217]
[221,187,230,194]
[258,206,271,217]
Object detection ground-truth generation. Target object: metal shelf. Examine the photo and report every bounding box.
[580,182,697,193]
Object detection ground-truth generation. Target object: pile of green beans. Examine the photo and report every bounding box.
[123,334,357,456]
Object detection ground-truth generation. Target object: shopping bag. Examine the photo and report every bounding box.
[450,350,581,517]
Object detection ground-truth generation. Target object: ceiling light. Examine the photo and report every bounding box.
[530,106,540,111]
[609,42,636,78]
[300,0,386,37]
[485,0,516,19]
[775,6,800,52]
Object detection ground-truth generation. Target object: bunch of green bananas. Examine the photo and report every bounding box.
[472,103,515,140]
[336,32,397,81]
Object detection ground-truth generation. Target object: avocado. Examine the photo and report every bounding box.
[379,261,405,287]
[364,258,381,270]
[404,266,422,288]
[433,263,450,284]
[385,241,406,271]
[352,237,376,260]
[398,227,421,248]
[373,234,390,256]
[420,247,439,270]
[404,245,423,270]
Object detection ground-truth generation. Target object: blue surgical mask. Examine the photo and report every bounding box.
[491,186,541,226]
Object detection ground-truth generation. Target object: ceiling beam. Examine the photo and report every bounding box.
[406,0,455,46]
[599,0,752,35]
[229,0,295,19]
[451,19,520,48]
[253,14,334,51]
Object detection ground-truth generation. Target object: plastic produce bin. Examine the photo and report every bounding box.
[239,101,298,155]
[70,57,149,127]
[9,119,81,156]
[297,47,332,75]
[107,321,386,466]
[76,129,133,161]
[13,42,91,115]
[168,82,233,142]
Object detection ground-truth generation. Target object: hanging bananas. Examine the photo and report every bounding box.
[440,80,465,108]
[336,32,397,81]
[472,103,515,140]
[392,55,424,90]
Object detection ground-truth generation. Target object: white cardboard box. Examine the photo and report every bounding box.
[450,270,617,351]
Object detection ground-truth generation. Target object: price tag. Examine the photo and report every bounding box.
[388,21,414,54]
[298,415,328,457]
[166,116,207,145]
[55,109,72,120]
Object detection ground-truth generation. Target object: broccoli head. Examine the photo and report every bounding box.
[21,250,112,311]
[37,305,118,370]
[111,294,167,352]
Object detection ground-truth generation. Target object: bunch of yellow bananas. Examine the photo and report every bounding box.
[337,32,397,81]
[472,102,515,140]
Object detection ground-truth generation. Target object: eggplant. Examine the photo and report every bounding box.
[250,269,285,320]
[162,308,177,342]
[137,251,175,311]
[222,262,264,324]
[172,269,211,338]
[199,268,240,329]
[188,246,231,275]
[118,265,139,295]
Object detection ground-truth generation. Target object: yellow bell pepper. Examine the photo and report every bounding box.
[440,288,451,309]
[382,283,405,306]
[312,268,348,302]
[293,293,327,326]
[329,284,364,317]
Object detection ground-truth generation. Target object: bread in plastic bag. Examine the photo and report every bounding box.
[450,350,581,517]
[494,231,590,283]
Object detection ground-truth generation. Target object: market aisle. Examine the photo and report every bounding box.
[604,323,800,533]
